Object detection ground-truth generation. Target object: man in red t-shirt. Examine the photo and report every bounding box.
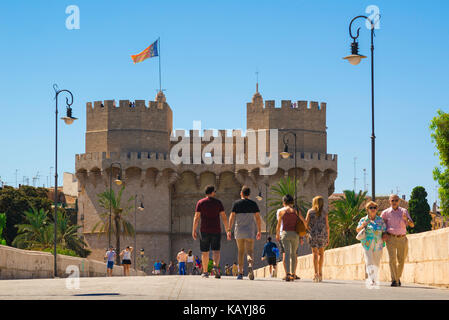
[192,185,231,278]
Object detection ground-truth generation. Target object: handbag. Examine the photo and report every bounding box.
[356,218,368,241]
[356,228,366,241]
[295,211,307,237]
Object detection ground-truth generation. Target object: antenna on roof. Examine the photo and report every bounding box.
[255,69,259,93]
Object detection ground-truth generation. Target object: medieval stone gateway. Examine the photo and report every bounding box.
[75,89,337,270]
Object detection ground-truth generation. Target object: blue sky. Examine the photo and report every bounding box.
[0,0,447,204]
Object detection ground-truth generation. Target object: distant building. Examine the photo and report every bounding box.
[328,193,409,213]
[63,172,78,198]
[430,202,448,230]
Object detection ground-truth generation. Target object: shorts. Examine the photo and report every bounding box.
[267,256,277,266]
[107,261,114,269]
[200,232,221,252]
[154,270,161,275]
[278,241,285,254]
[122,259,131,265]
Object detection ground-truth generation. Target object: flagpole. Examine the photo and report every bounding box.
[158,37,161,92]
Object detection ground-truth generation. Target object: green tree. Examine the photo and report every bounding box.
[93,185,135,264]
[53,209,91,257]
[266,177,310,235]
[11,205,90,257]
[0,185,52,245]
[12,206,53,249]
[408,186,432,233]
[430,110,449,217]
[328,190,367,249]
[0,213,7,245]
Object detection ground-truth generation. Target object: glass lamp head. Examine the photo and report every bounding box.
[61,107,77,125]
[280,144,291,159]
[343,40,367,65]
[114,174,122,185]
[343,54,367,65]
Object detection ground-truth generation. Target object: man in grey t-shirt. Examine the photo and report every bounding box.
[229,186,262,280]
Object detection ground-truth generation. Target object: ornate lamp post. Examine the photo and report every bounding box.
[53,84,77,278]
[134,195,144,268]
[280,132,298,208]
[109,162,123,248]
[343,14,380,201]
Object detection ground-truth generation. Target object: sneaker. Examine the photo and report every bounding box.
[201,272,209,278]
[214,267,221,279]
[391,280,398,287]
[237,274,243,280]
[248,267,254,280]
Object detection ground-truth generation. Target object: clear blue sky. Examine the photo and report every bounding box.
[0,0,448,205]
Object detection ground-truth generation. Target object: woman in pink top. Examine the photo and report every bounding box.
[276,194,307,282]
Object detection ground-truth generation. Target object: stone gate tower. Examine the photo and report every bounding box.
[75,90,337,270]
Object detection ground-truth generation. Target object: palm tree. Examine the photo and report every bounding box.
[266,177,311,235]
[53,209,90,257]
[12,206,52,249]
[93,185,135,264]
[328,190,367,249]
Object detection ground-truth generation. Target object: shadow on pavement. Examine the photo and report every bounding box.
[73,293,120,296]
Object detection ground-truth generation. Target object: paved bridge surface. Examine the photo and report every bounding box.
[0,275,448,300]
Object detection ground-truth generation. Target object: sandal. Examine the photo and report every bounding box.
[284,273,291,281]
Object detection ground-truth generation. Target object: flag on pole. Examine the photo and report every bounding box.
[130,40,159,64]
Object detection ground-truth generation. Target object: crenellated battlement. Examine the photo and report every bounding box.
[86,98,170,114]
[85,92,173,155]
[75,149,337,173]
[246,95,327,154]
[247,99,326,112]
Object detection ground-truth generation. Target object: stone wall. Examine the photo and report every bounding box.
[0,245,145,280]
[256,228,449,286]
[254,228,449,286]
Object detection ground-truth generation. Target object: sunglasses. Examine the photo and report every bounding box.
[369,206,377,210]
[391,199,399,202]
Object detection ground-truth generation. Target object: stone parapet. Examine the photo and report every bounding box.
[254,228,449,287]
[0,245,145,280]
[75,151,337,173]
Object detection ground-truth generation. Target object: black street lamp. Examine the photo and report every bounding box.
[343,14,380,201]
[280,132,298,208]
[134,194,144,268]
[53,84,77,278]
[109,162,123,248]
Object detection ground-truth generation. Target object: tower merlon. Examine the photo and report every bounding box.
[86,99,171,113]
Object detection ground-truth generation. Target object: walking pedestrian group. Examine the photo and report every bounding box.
[105,185,412,289]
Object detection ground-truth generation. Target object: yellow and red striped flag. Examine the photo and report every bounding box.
[130,39,159,64]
